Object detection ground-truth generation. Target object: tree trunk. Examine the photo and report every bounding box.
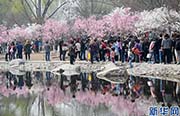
[37,0,43,24]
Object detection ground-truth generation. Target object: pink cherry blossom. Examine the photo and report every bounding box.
[42,19,69,41]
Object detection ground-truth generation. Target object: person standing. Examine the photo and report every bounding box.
[111,47,115,63]
[148,40,155,63]
[75,41,81,60]
[157,34,163,63]
[69,43,76,64]
[16,41,23,59]
[100,40,107,61]
[61,43,68,61]
[175,34,180,64]
[24,40,31,60]
[5,43,10,61]
[59,40,63,60]
[161,34,172,64]
[171,34,177,64]
[80,39,86,60]
[9,42,16,60]
[35,39,39,53]
[44,41,51,61]
[89,39,95,64]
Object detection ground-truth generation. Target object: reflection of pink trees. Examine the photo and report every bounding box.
[76,91,148,116]
[0,84,29,97]
[44,84,70,106]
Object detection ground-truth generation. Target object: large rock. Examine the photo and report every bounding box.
[97,63,128,84]
[9,59,25,68]
[9,68,26,76]
[51,64,81,76]
[127,63,180,82]
[9,59,26,75]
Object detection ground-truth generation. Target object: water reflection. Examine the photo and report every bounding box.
[0,70,179,116]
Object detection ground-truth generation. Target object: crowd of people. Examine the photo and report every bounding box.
[1,30,180,65]
[59,31,180,65]
[0,30,180,107]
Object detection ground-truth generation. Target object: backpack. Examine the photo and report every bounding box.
[132,47,141,55]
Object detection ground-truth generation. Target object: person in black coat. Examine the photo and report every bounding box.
[69,43,76,65]
[24,40,31,60]
[175,34,180,64]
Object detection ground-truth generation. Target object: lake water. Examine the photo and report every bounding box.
[0,70,178,116]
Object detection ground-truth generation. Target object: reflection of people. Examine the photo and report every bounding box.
[90,72,99,94]
[17,75,24,89]
[80,73,88,92]
[69,75,77,98]
[147,80,156,98]
[176,82,180,102]
[25,72,33,89]
[60,74,65,91]
[5,72,17,90]
[46,72,52,90]
[44,41,51,61]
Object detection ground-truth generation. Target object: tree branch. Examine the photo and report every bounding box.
[47,1,67,19]
[76,0,89,17]
[96,0,104,15]
[11,14,21,27]
[21,0,33,23]
[42,0,54,18]
[24,0,38,19]
[110,0,122,7]
[29,0,38,9]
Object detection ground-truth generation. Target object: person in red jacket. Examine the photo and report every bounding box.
[100,40,107,61]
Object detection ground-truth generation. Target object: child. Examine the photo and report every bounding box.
[111,48,115,63]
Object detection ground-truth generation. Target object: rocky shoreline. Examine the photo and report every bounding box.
[1,59,180,83]
[127,63,180,83]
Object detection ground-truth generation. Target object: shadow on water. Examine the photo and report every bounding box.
[0,69,179,116]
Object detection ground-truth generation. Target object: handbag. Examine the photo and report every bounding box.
[146,53,151,59]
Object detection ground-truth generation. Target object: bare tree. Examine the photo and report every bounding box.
[21,0,68,24]
[71,0,115,18]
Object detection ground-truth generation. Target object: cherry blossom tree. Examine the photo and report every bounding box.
[25,23,42,39]
[73,7,139,37]
[135,7,180,31]
[8,26,32,41]
[106,7,139,34]
[42,19,69,41]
